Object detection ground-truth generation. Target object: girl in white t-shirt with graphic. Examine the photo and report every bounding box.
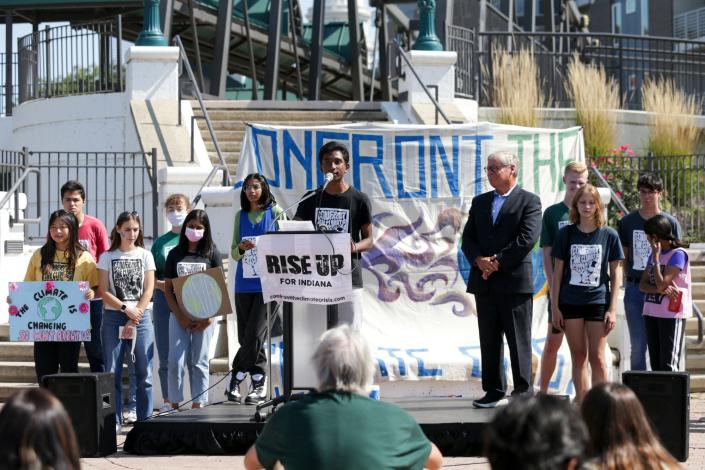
[98,211,155,427]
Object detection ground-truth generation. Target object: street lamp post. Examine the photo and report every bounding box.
[136,0,168,46]
[412,0,443,51]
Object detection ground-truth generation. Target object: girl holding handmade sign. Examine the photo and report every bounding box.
[23,209,98,384]
[639,214,692,371]
[226,173,285,404]
[162,209,222,409]
[98,211,155,425]
[551,184,624,403]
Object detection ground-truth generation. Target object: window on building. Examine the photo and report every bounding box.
[612,2,622,34]
[641,0,649,35]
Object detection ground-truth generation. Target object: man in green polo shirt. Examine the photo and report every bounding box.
[243,325,443,470]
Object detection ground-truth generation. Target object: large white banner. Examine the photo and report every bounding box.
[238,122,584,394]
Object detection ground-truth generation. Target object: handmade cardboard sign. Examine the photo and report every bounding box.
[8,281,91,342]
[171,266,232,321]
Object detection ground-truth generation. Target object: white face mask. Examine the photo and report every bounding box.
[185,227,205,242]
[167,211,187,227]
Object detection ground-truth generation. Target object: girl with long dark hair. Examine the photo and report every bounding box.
[0,388,81,470]
[582,382,679,469]
[163,209,222,409]
[98,211,155,426]
[226,173,285,404]
[640,214,692,371]
[23,209,98,383]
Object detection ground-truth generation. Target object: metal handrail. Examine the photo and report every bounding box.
[390,39,451,125]
[693,303,704,346]
[173,35,231,186]
[589,164,629,214]
[0,167,41,226]
[191,165,229,207]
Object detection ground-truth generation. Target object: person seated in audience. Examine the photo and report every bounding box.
[243,324,443,470]
[484,394,588,470]
[581,382,680,470]
[0,388,81,470]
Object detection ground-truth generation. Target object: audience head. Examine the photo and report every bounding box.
[484,394,588,470]
[312,325,374,395]
[569,184,606,227]
[240,173,275,211]
[581,382,679,470]
[0,388,81,470]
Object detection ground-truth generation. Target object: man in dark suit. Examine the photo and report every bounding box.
[461,151,541,408]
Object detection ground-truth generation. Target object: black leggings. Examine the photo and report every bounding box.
[644,316,686,371]
[231,292,275,377]
[34,341,81,384]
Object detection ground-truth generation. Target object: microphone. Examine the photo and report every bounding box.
[321,172,334,191]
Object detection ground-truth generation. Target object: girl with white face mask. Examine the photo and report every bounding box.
[150,194,191,412]
[163,209,222,409]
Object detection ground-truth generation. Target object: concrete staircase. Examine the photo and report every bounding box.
[685,248,705,391]
[192,102,391,177]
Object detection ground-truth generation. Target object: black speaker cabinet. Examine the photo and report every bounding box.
[43,372,117,457]
[622,371,689,462]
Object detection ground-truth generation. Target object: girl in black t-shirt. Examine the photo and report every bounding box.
[163,209,222,409]
[550,185,623,403]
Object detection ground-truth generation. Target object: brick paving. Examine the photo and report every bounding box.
[80,392,705,469]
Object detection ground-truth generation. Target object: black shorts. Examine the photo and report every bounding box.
[559,303,606,322]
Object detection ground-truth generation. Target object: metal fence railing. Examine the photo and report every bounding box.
[0,52,18,117]
[446,24,475,100]
[17,17,124,104]
[0,148,158,243]
[447,29,705,113]
[588,154,705,242]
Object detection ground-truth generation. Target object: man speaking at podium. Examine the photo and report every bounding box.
[294,141,373,329]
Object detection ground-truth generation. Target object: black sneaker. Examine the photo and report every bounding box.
[226,377,243,403]
[472,393,508,409]
[245,375,267,405]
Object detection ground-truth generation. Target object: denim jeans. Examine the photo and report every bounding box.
[83,299,104,372]
[152,289,171,400]
[102,309,154,423]
[624,281,648,371]
[168,315,214,404]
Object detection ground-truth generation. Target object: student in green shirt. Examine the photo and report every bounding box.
[151,193,190,412]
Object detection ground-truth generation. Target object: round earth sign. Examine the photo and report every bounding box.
[181,273,222,320]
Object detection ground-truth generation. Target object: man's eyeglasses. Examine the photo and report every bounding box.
[638,189,659,195]
[484,164,510,174]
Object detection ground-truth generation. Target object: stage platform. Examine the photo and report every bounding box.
[124,396,495,456]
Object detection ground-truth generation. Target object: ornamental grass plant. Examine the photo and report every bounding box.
[482,45,544,128]
[566,54,620,157]
[642,78,701,156]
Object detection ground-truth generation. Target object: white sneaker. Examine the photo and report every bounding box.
[124,410,138,424]
[158,402,173,413]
